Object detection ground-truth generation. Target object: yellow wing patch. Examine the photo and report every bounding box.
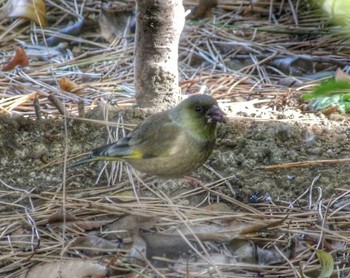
[96,150,143,161]
[121,151,143,159]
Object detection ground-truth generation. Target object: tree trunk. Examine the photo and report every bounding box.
[134,0,185,109]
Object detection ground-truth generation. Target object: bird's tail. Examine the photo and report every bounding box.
[69,142,125,168]
[68,155,97,168]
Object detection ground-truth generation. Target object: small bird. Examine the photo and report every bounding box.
[69,94,226,178]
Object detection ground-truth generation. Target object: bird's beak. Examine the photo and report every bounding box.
[206,105,226,123]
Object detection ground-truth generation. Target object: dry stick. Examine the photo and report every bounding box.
[197,179,264,215]
[48,94,67,116]
[288,0,299,26]
[263,158,350,170]
[160,191,225,278]
[33,95,41,120]
[63,116,135,130]
[274,244,302,278]
[329,190,350,217]
[77,100,85,118]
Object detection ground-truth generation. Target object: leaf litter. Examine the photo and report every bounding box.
[1,0,350,277]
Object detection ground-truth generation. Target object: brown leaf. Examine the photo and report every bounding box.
[202,202,232,213]
[142,224,242,259]
[47,208,77,223]
[107,215,159,232]
[1,46,29,71]
[111,190,138,202]
[59,77,80,93]
[47,208,113,232]
[49,219,113,232]
[158,216,286,242]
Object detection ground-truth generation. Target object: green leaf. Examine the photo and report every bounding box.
[300,245,334,278]
[315,249,334,278]
[308,94,350,113]
[302,80,350,100]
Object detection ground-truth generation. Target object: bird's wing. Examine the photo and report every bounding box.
[96,111,186,159]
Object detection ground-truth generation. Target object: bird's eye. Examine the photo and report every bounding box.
[195,105,203,113]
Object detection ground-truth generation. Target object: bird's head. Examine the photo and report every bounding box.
[172,94,226,138]
[181,94,226,123]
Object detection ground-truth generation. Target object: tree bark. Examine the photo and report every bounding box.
[134,0,185,109]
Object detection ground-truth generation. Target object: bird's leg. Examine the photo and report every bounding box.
[183,175,202,186]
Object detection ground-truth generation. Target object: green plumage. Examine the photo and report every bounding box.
[69,94,226,178]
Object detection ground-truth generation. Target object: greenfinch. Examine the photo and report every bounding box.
[69,94,225,177]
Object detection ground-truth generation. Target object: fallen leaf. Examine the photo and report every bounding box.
[47,207,77,223]
[302,80,350,100]
[127,231,147,263]
[1,46,29,71]
[302,79,350,114]
[72,235,119,256]
[300,246,334,278]
[142,217,286,260]
[143,231,192,259]
[315,249,334,278]
[47,208,112,232]
[0,0,46,27]
[59,77,80,93]
[202,202,232,213]
[16,41,68,61]
[173,253,237,273]
[271,56,313,76]
[106,215,159,231]
[20,260,107,278]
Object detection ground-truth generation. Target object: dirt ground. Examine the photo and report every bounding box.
[3,1,350,276]
[1,104,349,206]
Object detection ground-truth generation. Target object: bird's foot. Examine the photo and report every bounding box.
[183,175,202,186]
